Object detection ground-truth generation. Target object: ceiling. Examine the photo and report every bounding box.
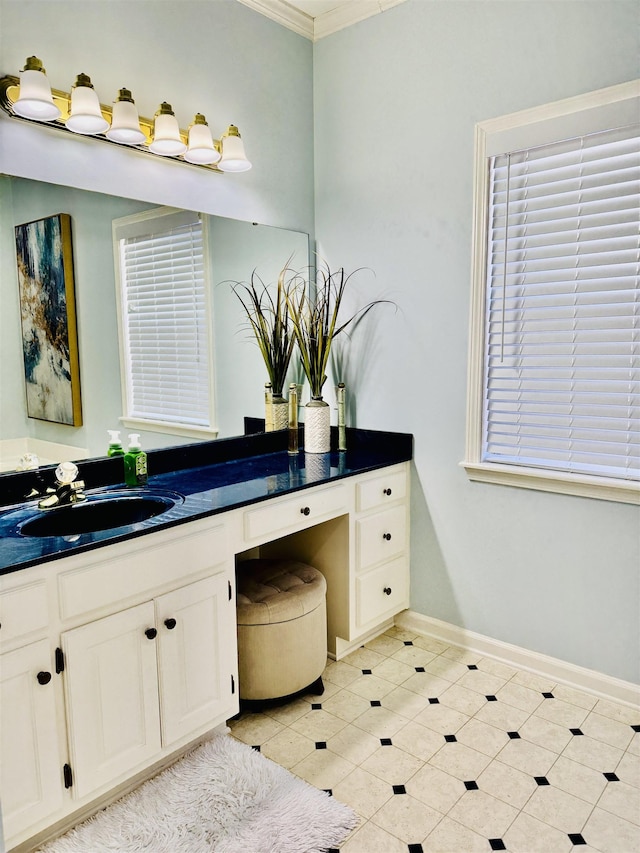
[237,0,407,41]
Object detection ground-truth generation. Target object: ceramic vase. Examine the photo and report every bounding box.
[304,398,330,453]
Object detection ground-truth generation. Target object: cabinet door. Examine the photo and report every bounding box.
[0,640,63,842]
[155,575,234,745]
[62,602,161,800]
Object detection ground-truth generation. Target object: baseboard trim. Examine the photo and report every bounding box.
[395,610,640,709]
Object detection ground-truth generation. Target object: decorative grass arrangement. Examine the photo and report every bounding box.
[287,262,390,400]
[230,264,297,397]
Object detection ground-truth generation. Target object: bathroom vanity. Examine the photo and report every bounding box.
[0,428,412,851]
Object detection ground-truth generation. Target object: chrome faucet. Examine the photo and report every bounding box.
[33,462,87,510]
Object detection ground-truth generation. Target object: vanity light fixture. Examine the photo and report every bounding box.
[149,102,187,156]
[0,56,252,173]
[65,73,110,135]
[218,125,252,172]
[106,88,146,145]
[10,56,60,121]
[185,113,221,165]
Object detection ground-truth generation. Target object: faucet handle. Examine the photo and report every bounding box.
[55,462,79,485]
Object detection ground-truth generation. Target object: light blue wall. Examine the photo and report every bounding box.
[313,0,640,682]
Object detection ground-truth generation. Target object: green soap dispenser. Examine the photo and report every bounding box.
[124,433,148,486]
[107,430,124,457]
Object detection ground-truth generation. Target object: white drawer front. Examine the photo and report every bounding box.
[243,484,348,543]
[355,557,408,629]
[356,466,408,513]
[0,581,48,649]
[356,506,406,571]
[58,524,227,621]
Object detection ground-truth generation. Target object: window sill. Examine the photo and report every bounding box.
[461,461,640,505]
[120,418,219,442]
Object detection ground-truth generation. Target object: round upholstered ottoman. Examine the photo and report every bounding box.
[236,559,327,704]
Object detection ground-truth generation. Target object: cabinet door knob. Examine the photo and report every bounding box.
[37,671,52,685]
[300,506,310,516]
[164,618,177,630]
[383,487,392,496]
[383,587,392,596]
[145,628,157,640]
[383,532,392,541]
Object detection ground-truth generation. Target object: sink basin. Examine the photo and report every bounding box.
[19,492,180,538]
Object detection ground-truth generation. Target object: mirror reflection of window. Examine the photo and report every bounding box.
[113,207,217,439]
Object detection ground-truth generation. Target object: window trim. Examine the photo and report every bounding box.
[463,80,640,505]
[112,206,218,439]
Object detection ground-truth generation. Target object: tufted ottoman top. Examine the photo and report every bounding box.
[236,559,327,626]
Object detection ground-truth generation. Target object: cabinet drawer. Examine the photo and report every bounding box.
[356,466,408,513]
[0,581,48,649]
[356,506,406,571]
[58,523,227,621]
[355,557,408,629]
[243,484,347,543]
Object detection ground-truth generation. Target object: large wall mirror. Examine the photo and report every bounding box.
[0,174,309,472]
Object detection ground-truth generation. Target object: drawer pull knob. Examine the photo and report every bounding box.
[383,532,392,541]
[383,488,392,496]
[383,587,392,596]
[145,628,157,640]
[37,671,52,685]
[300,506,310,516]
[164,618,177,630]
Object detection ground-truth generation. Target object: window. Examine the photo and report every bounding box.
[464,81,639,503]
[113,207,217,438]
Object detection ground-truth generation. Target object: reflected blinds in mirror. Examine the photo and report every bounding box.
[483,124,640,480]
[115,209,212,428]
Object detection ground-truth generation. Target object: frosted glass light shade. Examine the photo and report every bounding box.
[218,125,251,172]
[185,114,220,165]
[65,75,109,134]
[149,103,186,156]
[106,90,146,144]
[13,59,61,121]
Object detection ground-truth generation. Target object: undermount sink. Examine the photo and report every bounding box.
[19,491,182,538]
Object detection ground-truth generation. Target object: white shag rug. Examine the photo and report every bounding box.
[38,735,357,853]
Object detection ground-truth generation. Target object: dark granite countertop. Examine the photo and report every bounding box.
[0,427,412,576]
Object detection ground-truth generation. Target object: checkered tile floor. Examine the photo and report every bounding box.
[228,626,640,852]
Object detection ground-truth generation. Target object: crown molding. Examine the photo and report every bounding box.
[237,0,407,41]
[314,0,406,40]
[236,0,314,39]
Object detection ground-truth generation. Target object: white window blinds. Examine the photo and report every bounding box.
[116,210,212,428]
[483,124,640,481]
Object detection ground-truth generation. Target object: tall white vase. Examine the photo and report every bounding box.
[304,398,331,453]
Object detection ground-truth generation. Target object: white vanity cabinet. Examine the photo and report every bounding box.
[250,462,411,658]
[1,517,238,852]
[0,579,63,843]
[353,464,410,633]
[1,456,410,851]
[62,574,232,801]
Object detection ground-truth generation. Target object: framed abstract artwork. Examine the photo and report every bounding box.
[15,213,83,426]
